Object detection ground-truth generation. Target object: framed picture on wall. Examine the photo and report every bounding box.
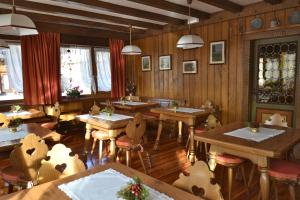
[210,41,225,64]
[141,56,151,71]
[159,55,171,70]
[182,60,197,74]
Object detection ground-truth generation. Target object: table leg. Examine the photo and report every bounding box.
[84,124,92,158]
[177,121,183,143]
[187,126,196,163]
[208,146,217,171]
[109,138,116,161]
[153,119,163,150]
[260,167,270,200]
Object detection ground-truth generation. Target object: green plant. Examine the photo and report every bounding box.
[171,101,178,109]
[117,177,149,200]
[101,106,114,116]
[8,118,22,128]
[66,86,83,98]
[11,105,22,113]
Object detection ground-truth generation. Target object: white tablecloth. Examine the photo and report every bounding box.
[78,113,133,122]
[168,107,205,113]
[4,111,31,117]
[0,128,27,143]
[58,168,173,200]
[113,101,148,106]
[224,127,285,142]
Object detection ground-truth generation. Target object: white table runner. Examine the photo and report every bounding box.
[224,127,285,142]
[58,168,173,200]
[113,101,148,106]
[4,111,31,117]
[78,113,133,122]
[0,128,27,143]
[168,107,205,113]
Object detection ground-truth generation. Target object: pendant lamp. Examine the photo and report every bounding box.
[121,25,142,55]
[0,0,38,36]
[177,0,204,50]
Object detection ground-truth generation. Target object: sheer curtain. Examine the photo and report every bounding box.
[3,44,23,93]
[95,48,111,92]
[61,47,93,95]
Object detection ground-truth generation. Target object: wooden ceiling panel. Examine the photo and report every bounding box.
[264,0,282,4]
[196,0,243,13]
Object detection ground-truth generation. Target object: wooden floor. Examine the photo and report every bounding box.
[0,123,299,200]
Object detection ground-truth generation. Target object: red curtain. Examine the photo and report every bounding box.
[21,32,61,105]
[109,39,125,98]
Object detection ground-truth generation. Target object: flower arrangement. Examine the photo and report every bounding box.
[101,100,115,116]
[8,118,22,132]
[170,101,179,109]
[66,86,83,98]
[126,81,137,96]
[11,105,22,113]
[117,177,149,200]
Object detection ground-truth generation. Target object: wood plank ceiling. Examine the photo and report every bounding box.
[0,0,283,40]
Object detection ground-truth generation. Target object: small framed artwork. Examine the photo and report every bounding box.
[183,60,197,74]
[141,56,151,71]
[159,55,171,70]
[210,41,225,64]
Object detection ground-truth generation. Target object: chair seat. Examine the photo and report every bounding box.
[269,159,300,181]
[142,111,160,118]
[216,154,244,165]
[0,165,27,183]
[92,131,110,140]
[41,122,57,130]
[195,126,206,134]
[116,135,134,149]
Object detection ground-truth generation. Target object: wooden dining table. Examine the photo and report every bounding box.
[102,101,160,112]
[194,122,300,200]
[0,163,201,200]
[0,123,61,152]
[151,107,210,162]
[3,109,45,120]
[76,113,133,160]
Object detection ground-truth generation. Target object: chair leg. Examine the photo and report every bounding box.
[126,150,131,167]
[272,181,279,200]
[145,151,152,169]
[8,184,13,193]
[228,167,233,200]
[248,164,256,187]
[91,138,97,155]
[116,148,122,163]
[185,135,190,149]
[98,140,104,165]
[240,165,249,195]
[137,151,148,174]
[288,184,296,200]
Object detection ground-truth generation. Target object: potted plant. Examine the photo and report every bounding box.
[101,106,114,116]
[117,177,149,200]
[171,101,179,110]
[8,118,22,132]
[126,81,137,96]
[11,105,22,113]
[66,86,83,98]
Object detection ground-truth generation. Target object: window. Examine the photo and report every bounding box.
[0,44,23,101]
[60,47,93,95]
[95,48,111,92]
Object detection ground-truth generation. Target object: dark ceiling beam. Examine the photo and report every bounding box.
[197,0,242,13]
[0,7,145,34]
[264,0,282,4]
[69,0,184,25]
[127,0,210,19]
[1,0,163,30]
[35,22,129,39]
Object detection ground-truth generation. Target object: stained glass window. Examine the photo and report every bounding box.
[256,41,297,105]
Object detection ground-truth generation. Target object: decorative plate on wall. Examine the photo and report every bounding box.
[251,17,263,29]
[288,10,300,24]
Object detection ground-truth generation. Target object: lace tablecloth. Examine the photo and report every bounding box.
[4,111,31,117]
[58,168,173,200]
[78,113,133,122]
[168,107,205,113]
[224,127,285,142]
[0,128,27,143]
[113,101,148,106]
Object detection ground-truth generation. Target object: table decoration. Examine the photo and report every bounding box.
[170,101,178,110]
[11,105,22,113]
[66,86,83,98]
[117,176,149,200]
[249,121,260,133]
[8,117,22,132]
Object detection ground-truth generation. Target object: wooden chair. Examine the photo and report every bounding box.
[116,113,150,174]
[264,113,288,127]
[37,143,86,184]
[90,130,111,165]
[41,102,61,130]
[0,134,48,193]
[125,95,140,102]
[89,102,101,115]
[0,113,9,127]
[173,161,224,200]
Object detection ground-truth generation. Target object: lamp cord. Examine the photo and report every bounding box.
[188,0,191,34]
[129,25,132,45]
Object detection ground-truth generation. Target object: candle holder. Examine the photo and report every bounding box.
[249,121,260,133]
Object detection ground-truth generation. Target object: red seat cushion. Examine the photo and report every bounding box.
[41,122,57,130]
[269,160,300,181]
[195,127,206,134]
[116,135,133,148]
[0,165,27,183]
[216,154,244,164]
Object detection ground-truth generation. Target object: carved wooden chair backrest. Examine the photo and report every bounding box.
[264,113,288,127]
[38,143,86,184]
[45,102,61,121]
[125,96,141,102]
[206,114,222,130]
[10,133,49,180]
[126,113,146,145]
[173,161,224,200]
[201,100,220,115]
[89,102,101,115]
[0,113,9,128]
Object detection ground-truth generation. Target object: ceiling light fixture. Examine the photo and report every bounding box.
[121,25,142,55]
[177,0,204,50]
[0,0,38,36]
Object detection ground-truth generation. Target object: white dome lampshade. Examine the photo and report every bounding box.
[177,34,204,49]
[121,25,142,55]
[0,1,38,36]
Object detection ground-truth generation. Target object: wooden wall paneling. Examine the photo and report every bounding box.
[154,36,160,98]
[168,33,175,100]
[221,21,230,124]
[213,22,222,111]
[207,24,215,102]
[201,26,209,106]
[175,31,184,101]
[194,26,202,107]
